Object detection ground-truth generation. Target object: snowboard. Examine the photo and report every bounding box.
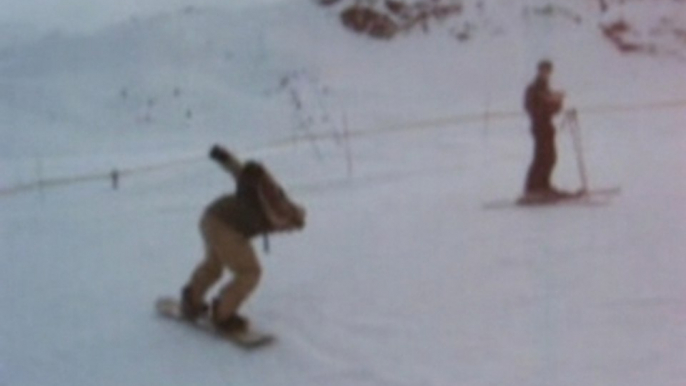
[483,187,620,210]
[155,296,275,349]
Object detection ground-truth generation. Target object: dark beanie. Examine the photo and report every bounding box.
[538,59,553,72]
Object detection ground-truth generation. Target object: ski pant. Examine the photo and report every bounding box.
[185,213,262,322]
[525,124,557,193]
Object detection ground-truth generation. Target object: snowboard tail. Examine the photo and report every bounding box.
[155,296,275,349]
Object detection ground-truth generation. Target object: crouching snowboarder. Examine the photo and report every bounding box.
[180,144,306,333]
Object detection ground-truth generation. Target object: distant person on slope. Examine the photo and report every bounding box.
[522,59,566,200]
[180,145,305,333]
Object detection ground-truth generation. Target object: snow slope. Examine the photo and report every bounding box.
[1,1,686,386]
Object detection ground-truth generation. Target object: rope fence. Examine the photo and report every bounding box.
[2,97,685,197]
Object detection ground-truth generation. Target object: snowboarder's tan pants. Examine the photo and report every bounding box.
[187,213,262,321]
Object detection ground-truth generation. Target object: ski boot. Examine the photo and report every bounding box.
[519,187,579,205]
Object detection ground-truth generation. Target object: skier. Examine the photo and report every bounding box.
[522,60,567,200]
[180,145,306,333]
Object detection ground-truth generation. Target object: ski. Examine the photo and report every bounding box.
[483,186,620,210]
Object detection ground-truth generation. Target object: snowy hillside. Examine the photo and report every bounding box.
[1,1,686,386]
[0,22,42,51]
[3,0,686,187]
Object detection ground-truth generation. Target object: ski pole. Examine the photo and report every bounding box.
[566,109,589,193]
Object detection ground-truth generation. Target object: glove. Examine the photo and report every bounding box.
[209,144,229,163]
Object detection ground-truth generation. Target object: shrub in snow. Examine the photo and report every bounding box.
[599,0,686,58]
[319,0,464,40]
[340,6,398,39]
[600,19,646,53]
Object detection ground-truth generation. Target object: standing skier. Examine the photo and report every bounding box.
[522,60,566,200]
[180,145,306,333]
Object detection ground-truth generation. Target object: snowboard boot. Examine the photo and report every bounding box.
[211,299,249,334]
[180,285,208,321]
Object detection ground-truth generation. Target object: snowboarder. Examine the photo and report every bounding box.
[522,60,566,200]
[180,144,306,333]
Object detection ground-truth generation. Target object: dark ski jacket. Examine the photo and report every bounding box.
[205,148,305,238]
[524,76,562,132]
